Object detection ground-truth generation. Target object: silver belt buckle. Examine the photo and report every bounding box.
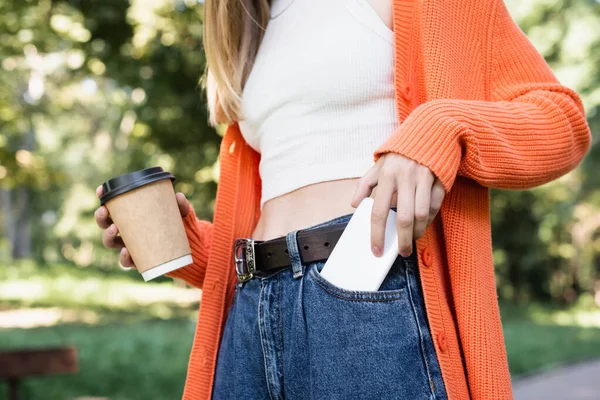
[234,238,256,282]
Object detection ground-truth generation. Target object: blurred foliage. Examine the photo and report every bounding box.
[0,0,598,304]
[0,260,199,323]
[0,0,219,270]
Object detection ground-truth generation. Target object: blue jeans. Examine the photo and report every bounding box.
[212,211,448,400]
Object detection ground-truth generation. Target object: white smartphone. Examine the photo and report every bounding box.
[319,197,398,291]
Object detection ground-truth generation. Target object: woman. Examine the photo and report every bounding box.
[95,0,592,398]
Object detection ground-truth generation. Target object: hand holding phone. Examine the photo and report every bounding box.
[319,197,398,291]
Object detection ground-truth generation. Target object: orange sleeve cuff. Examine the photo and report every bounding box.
[166,203,213,289]
[373,101,463,193]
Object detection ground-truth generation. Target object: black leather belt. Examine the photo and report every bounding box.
[234,222,349,282]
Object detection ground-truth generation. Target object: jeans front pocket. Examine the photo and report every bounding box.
[301,256,439,399]
[307,254,407,302]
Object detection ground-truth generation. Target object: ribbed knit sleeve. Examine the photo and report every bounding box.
[166,203,213,289]
[373,0,592,193]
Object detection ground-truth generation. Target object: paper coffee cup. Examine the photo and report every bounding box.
[100,167,193,281]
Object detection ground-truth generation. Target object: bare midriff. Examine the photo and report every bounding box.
[247,2,394,242]
[251,178,379,241]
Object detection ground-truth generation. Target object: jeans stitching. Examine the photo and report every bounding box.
[258,267,286,281]
[405,265,437,399]
[277,274,285,393]
[309,266,405,302]
[266,282,284,400]
[413,261,447,399]
[258,281,277,400]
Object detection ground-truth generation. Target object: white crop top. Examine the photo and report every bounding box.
[238,0,400,210]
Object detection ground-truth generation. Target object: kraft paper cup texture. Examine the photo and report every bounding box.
[104,179,192,281]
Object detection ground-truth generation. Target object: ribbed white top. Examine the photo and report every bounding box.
[238,0,400,209]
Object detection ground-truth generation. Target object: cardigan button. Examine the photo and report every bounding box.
[198,345,208,366]
[421,247,433,268]
[402,85,411,100]
[436,332,447,354]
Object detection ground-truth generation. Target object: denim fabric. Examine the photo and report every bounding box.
[212,210,448,400]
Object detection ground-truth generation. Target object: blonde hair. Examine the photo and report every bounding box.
[202,0,271,126]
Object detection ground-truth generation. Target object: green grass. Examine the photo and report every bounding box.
[504,321,600,376]
[0,321,194,400]
[0,261,199,323]
[501,299,600,376]
[2,261,600,398]
[0,261,199,399]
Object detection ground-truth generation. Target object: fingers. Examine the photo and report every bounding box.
[351,163,380,208]
[95,206,113,229]
[413,171,434,240]
[370,168,396,257]
[176,192,190,217]
[97,184,136,270]
[119,247,136,269]
[427,178,445,226]
[102,224,125,249]
[360,153,444,260]
[94,185,114,228]
[396,176,415,257]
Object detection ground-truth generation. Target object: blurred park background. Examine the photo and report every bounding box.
[0,0,599,398]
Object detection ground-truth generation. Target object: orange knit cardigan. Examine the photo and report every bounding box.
[168,0,592,398]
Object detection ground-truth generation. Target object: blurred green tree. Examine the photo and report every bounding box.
[0,0,219,270]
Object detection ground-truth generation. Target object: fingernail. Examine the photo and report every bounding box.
[97,207,106,218]
[108,224,116,234]
[372,246,381,257]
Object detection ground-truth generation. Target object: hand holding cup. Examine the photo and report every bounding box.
[94,186,191,269]
[94,167,193,281]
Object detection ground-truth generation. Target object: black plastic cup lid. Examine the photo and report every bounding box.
[100,166,175,205]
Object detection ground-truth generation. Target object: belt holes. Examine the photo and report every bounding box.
[303,245,309,250]
[324,241,330,247]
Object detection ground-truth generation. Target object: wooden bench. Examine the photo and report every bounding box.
[0,346,78,400]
